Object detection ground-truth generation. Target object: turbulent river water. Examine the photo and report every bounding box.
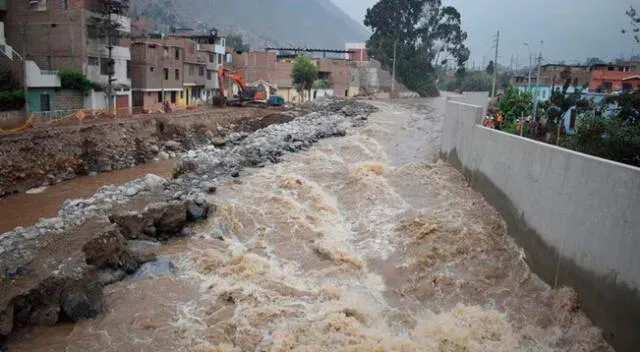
[8,98,613,351]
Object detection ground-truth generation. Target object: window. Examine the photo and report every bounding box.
[207,70,213,80]
[29,0,46,10]
[163,46,169,58]
[164,68,169,80]
[126,60,131,79]
[199,66,204,76]
[63,0,68,9]
[150,66,155,72]
[170,91,177,103]
[88,57,99,66]
[180,91,184,99]
[189,64,194,75]
[100,58,113,75]
[175,69,180,80]
[157,91,163,103]
[175,47,180,60]
[209,54,214,63]
[218,54,223,64]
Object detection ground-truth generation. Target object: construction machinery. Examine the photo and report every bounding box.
[217,66,266,106]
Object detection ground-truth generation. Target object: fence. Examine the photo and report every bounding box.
[440,98,640,351]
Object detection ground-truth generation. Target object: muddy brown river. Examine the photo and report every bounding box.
[6,98,613,351]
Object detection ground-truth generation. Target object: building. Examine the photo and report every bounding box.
[538,64,591,87]
[589,63,637,92]
[130,37,185,112]
[2,0,132,113]
[230,50,357,103]
[167,32,227,103]
[345,43,368,62]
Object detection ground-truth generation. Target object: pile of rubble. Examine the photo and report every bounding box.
[0,99,377,343]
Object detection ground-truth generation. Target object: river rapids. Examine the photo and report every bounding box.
[9,98,613,352]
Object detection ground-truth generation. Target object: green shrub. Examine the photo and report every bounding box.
[0,90,25,111]
[58,70,98,93]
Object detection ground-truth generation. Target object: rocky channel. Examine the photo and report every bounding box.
[0,99,378,345]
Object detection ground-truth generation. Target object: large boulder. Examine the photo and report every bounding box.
[60,278,104,322]
[109,201,189,240]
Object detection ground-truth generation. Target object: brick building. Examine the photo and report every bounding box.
[538,64,591,87]
[130,37,185,111]
[589,63,637,92]
[345,43,368,62]
[2,0,132,113]
[230,51,357,103]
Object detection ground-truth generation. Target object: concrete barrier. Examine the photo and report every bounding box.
[440,99,640,352]
[446,91,489,123]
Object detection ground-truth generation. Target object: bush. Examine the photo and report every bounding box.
[498,86,533,121]
[0,90,25,111]
[58,70,98,93]
[563,115,640,167]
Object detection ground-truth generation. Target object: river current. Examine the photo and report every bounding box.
[9,98,612,351]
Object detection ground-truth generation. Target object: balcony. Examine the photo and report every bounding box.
[26,61,61,88]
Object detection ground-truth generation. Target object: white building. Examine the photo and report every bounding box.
[84,12,132,113]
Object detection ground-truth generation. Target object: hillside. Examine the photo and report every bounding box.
[131,0,371,49]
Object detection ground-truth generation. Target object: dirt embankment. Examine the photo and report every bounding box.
[0,108,293,198]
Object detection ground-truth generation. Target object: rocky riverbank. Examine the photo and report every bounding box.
[0,99,377,345]
[0,108,296,198]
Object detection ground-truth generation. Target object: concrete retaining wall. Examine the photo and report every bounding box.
[440,99,640,351]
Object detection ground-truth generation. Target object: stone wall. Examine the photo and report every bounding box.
[54,89,85,111]
[440,99,640,351]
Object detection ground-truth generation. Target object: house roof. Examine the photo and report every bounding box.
[622,75,640,81]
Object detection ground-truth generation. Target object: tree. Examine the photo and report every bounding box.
[485,60,494,75]
[226,33,250,53]
[364,0,469,97]
[291,56,318,102]
[586,57,604,66]
[498,86,534,121]
[622,6,640,43]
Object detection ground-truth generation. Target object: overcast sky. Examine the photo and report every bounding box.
[331,0,638,67]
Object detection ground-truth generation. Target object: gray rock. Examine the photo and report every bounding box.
[143,173,166,191]
[187,201,209,221]
[0,305,13,337]
[130,258,176,280]
[158,151,170,160]
[28,305,60,326]
[164,140,182,151]
[124,187,139,197]
[97,269,127,285]
[60,279,104,322]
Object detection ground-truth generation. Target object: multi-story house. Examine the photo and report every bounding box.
[130,37,185,111]
[167,32,227,103]
[2,0,132,113]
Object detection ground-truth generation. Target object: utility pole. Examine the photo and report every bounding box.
[107,8,114,112]
[391,38,397,96]
[491,30,499,98]
[532,41,544,122]
[21,21,29,115]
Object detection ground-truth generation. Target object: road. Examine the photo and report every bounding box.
[9,98,612,351]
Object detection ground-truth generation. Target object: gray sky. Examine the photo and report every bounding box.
[331,0,638,67]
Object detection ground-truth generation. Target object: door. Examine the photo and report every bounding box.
[115,95,129,115]
[170,91,177,104]
[40,93,51,112]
